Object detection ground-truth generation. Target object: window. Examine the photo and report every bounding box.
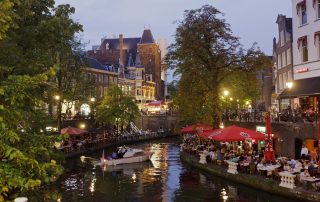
[99,74,103,83]
[318,35,320,58]
[103,87,108,96]
[283,73,288,88]
[301,37,308,62]
[87,73,91,80]
[318,0,320,19]
[277,54,281,69]
[288,70,292,81]
[286,48,291,65]
[104,75,108,84]
[301,4,307,25]
[282,52,286,67]
[279,74,283,90]
[92,74,97,83]
[280,31,285,46]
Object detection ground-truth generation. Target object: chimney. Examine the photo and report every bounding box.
[119,34,125,67]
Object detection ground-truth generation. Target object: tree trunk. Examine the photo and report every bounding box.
[212,85,221,129]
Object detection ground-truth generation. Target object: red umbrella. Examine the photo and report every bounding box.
[181,124,213,134]
[198,129,215,139]
[61,126,88,135]
[203,125,265,142]
[264,115,275,162]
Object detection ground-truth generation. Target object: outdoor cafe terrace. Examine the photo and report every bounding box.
[180,123,320,195]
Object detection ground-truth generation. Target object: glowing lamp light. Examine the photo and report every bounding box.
[286,82,293,89]
[223,90,229,96]
[90,97,96,102]
[219,123,224,129]
[54,95,60,100]
[80,123,86,129]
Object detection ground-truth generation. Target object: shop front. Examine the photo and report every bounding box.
[278,77,320,116]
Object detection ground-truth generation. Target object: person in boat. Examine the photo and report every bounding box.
[116,147,127,158]
[111,152,118,159]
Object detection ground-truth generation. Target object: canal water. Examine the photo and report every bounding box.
[53,137,298,202]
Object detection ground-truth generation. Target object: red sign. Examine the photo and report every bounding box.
[295,68,309,73]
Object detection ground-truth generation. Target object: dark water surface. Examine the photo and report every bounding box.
[53,137,298,202]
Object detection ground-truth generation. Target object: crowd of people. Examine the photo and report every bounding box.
[58,129,165,153]
[182,134,320,191]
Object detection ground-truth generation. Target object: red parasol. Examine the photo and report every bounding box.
[61,126,88,135]
[264,115,275,162]
[202,125,265,142]
[181,124,213,134]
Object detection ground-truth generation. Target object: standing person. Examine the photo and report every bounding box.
[310,149,318,163]
[300,144,308,160]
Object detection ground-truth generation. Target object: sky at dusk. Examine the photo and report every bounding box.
[55,0,292,81]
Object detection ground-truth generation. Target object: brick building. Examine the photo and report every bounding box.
[87,29,165,105]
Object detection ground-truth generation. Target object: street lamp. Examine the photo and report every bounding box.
[54,94,62,133]
[286,82,293,114]
[223,90,229,120]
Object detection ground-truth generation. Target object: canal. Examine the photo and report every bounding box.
[52,137,298,202]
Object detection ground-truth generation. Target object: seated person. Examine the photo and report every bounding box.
[294,160,303,172]
[299,169,310,184]
[256,160,264,170]
[283,162,290,171]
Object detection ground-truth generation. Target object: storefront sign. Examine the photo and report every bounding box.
[295,68,309,73]
[256,126,266,133]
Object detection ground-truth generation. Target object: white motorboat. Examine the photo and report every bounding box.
[96,146,153,166]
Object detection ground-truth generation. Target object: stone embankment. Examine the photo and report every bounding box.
[180,152,320,202]
[64,132,177,158]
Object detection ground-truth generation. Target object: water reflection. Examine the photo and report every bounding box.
[51,138,298,202]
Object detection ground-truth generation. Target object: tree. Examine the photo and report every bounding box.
[96,85,139,134]
[166,5,271,128]
[0,0,15,40]
[0,0,84,200]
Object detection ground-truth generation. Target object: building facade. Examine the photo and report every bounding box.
[287,0,320,112]
[87,29,166,106]
[273,14,294,111]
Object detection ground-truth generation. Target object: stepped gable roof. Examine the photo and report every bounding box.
[140,29,155,44]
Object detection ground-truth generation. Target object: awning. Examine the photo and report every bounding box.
[278,77,320,98]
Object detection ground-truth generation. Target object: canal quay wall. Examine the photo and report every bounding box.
[180,152,320,202]
[227,121,319,159]
[64,132,178,159]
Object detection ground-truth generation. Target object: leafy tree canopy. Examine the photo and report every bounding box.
[0,0,85,200]
[96,85,139,132]
[166,5,272,128]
